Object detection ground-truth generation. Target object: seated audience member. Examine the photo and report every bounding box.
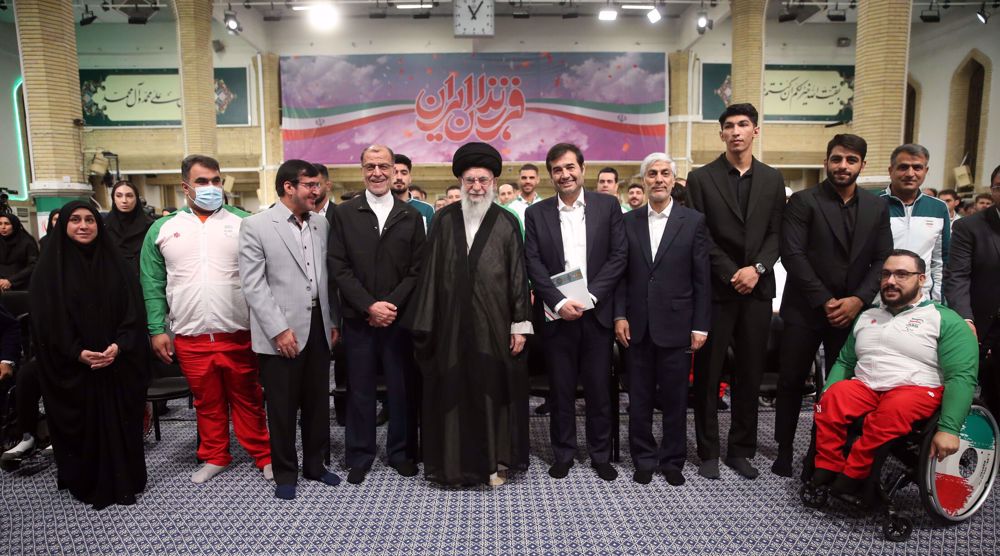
[104,180,155,275]
[810,250,977,495]
[30,201,150,510]
[0,213,39,292]
[38,211,61,252]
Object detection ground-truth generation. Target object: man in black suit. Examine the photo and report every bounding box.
[524,143,627,482]
[614,152,711,486]
[945,164,1000,417]
[328,144,425,484]
[687,103,785,480]
[770,134,893,477]
[312,162,337,223]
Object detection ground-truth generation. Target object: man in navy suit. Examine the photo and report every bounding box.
[614,153,711,486]
[524,143,628,482]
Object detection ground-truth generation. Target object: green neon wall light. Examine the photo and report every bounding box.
[11,76,28,201]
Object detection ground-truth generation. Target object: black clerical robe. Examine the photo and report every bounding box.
[407,202,532,485]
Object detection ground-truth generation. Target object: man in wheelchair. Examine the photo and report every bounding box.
[809,249,979,497]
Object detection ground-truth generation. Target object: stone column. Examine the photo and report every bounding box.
[729,0,767,158]
[256,53,283,209]
[173,0,217,156]
[668,50,692,178]
[14,0,90,205]
[852,0,912,185]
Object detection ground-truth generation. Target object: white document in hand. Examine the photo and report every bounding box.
[543,267,594,321]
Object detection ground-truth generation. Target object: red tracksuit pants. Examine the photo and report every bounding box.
[814,379,943,479]
[174,331,271,468]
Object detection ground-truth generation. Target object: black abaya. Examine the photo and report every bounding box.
[0,213,39,289]
[29,201,150,510]
[104,181,155,275]
[407,202,532,485]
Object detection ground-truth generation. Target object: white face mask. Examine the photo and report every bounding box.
[189,185,224,211]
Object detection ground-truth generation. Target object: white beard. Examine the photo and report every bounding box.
[461,186,496,251]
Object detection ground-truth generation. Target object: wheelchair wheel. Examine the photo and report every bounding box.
[919,405,999,523]
[882,514,913,542]
[800,483,828,509]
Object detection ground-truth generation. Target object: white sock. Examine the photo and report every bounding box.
[191,463,228,484]
[3,434,34,456]
[262,464,274,481]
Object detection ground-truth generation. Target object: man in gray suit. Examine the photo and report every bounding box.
[239,159,342,500]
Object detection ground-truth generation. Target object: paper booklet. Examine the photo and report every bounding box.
[543,267,594,321]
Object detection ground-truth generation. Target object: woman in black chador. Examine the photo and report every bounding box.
[103,180,155,274]
[0,212,39,291]
[30,201,150,510]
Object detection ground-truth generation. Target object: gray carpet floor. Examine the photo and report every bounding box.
[2,399,997,555]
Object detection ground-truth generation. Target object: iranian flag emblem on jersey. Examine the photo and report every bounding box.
[933,408,997,517]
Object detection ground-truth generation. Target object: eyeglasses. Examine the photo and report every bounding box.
[187,177,223,186]
[363,163,393,174]
[880,270,922,281]
[462,176,493,186]
[294,181,323,190]
[990,185,1000,191]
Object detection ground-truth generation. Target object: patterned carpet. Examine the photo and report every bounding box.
[2,398,997,555]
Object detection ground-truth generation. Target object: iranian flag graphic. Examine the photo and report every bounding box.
[933,408,997,518]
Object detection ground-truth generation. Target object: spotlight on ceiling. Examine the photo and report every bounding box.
[307,3,340,30]
[920,1,941,22]
[976,4,988,23]
[826,3,847,22]
[80,4,99,26]
[598,6,618,21]
[224,5,241,32]
[778,1,796,22]
[646,7,661,23]
[696,11,713,34]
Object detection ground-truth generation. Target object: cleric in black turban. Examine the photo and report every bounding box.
[451,142,503,179]
[406,141,532,487]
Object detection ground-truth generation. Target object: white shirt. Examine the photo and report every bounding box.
[314,198,332,219]
[648,200,673,259]
[463,208,534,335]
[285,209,318,302]
[366,189,393,234]
[507,193,542,224]
[850,296,945,391]
[553,193,591,313]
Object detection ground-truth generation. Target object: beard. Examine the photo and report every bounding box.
[461,185,495,225]
[880,282,922,308]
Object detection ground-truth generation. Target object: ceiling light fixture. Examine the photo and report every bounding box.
[920,0,940,22]
[397,2,436,9]
[646,7,661,23]
[307,2,339,29]
[826,2,846,21]
[598,2,618,21]
[621,4,655,10]
[778,1,796,22]
[224,4,240,32]
[80,4,99,25]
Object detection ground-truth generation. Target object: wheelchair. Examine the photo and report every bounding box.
[799,403,999,542]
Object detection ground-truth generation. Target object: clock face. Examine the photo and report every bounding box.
[453,0,495,37]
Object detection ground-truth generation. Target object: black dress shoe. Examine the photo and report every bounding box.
[391,460,418,477]
[831,473,864,496]
[592,462,618,482]
[809,468,837,489]
[698,459,720,479]
[347,468,368,484]
[771,453,793,478]
[632,469,653,484]
[663,469,686,486]
[548,461,573,479]
[724,457,760,479]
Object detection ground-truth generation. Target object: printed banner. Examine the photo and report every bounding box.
[702,63,854,122]
[280,52,667,163]
[79,67,250,126]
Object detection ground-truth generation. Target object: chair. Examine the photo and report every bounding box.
[800,403,999,542]
[145,358,194,442]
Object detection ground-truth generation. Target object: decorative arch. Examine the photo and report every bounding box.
[943,49,992,190]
